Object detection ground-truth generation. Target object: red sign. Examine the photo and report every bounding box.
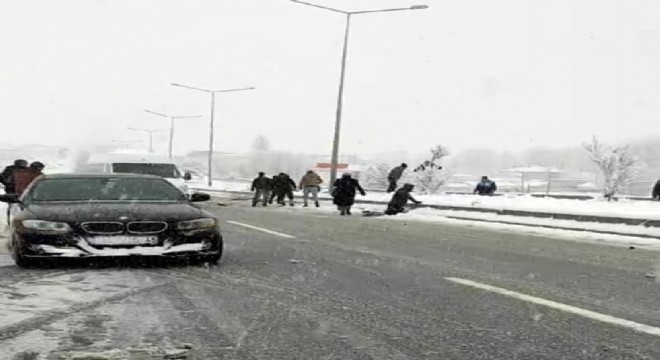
[316,163,348,169]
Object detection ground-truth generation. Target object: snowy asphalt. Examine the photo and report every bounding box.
[1,198,660,359]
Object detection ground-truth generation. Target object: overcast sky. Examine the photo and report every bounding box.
[2,0,660,157]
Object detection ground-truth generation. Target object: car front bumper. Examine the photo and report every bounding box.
[13,232,222,259]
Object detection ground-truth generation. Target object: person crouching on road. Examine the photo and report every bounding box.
[251,172,271,207]
[13,161,45,196]
[332,173,366,216]
[474,176,497,196]
[299,170,323,207]
[274,173,296,206]
[385,183,422,215]
[1,159,28,194]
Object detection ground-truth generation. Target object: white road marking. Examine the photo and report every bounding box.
[226,221,296,238]
[445,277,660,337]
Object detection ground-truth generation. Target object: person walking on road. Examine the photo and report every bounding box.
[1,159,28,194]
[274,173,296,206]
[251,172,271,207]
[387,163,408,193]
[299,170,323,207]
[653,179,660,200]
[13,161,45,196]
[332,173,366,216]
[474,176,497,196]
[385,183,422,215]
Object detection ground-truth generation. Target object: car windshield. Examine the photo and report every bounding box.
[112,163,181,179]
[24,177,186,202]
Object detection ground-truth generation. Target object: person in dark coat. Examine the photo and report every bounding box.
[385,183,422,215]
[387,163,408,193]
[13,161,45,196]
[251,172,271,207]
[653,179,660,200]
[332,173,366,215]
[474,176,497,196]
[1,159,28,194]
[273,173,296,206]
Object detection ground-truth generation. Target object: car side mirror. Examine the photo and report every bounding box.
[183,172,192,181]
[190,192,210,202]
[0,194,20,204]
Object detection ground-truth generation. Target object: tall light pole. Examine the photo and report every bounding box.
[126,127,169,153]
[290,0,428,186]
[145,110,202,159]
[171,83,255,186]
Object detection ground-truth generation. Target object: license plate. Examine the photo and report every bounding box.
[87,236,159,246]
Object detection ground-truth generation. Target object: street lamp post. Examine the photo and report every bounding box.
[290,0,428,186]
[171,83,255,186]
[145,110,202,159]
[126,127,169,153]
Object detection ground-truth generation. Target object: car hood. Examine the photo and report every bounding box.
[20,202,209,223]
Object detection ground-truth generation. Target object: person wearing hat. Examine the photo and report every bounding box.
[1,159,28,194]
[13,161,45,196]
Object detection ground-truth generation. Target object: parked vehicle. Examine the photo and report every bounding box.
[76,153,192,195]
[0,173,222,267]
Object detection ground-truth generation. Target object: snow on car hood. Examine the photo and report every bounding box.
[20,202,208,222]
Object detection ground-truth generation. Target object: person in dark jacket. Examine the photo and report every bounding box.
[13,161,45,196]
[332,173,366,215]
[385,183,422,215]
[652,179,660,200]
[268,174,280,204]
[273,173,296,206]
[251,172,272,207]
[387,163,408,193]
[1,159,28,194]
[474,176,497,196]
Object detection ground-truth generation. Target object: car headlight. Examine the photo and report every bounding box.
[176,218,217,231]
[22,220,72,233]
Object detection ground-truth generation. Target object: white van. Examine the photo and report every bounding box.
[77,153,192,195]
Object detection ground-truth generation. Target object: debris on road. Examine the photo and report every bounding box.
[645,273,657,279]
[288,258,301,264]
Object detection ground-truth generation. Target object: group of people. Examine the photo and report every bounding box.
[0,159,46,196]
[251,168,425,217]
[251,171,323,208]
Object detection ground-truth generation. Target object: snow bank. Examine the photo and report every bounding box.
[359,193,660,220]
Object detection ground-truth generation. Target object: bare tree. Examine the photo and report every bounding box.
[582,136,637,199]
[251,135,271,152]
[407,145,453,194]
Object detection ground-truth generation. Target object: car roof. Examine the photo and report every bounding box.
[87,153,174,164]
[41,173,163,180]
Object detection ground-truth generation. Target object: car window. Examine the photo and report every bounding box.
[112,163,181,178]
[24,177,186,202]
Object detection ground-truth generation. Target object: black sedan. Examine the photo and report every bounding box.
[0,173,222,267]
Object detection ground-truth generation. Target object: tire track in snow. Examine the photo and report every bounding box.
[0,271,170,341]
